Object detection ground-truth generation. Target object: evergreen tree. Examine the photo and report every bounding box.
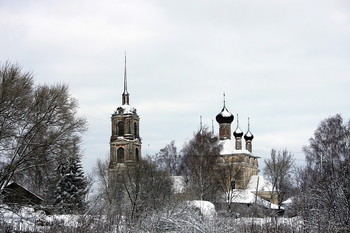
[54,155,88,214]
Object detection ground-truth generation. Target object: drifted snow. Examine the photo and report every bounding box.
[187,200,216,218]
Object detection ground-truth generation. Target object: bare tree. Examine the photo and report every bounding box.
[121,159,173,221]
[0,62,87,202]
[181,126,222,201]
[264,149,294,210]
[92,158,173,224]
[216,162,243,212]
[294,114,350,232]
[154,140,182,175]
[90,158,125,231]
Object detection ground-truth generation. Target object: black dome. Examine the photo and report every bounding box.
[233,126,243,138]
[216,107,234,124]
[244,130,254,141]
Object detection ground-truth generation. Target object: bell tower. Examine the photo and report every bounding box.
[109,55,141,177]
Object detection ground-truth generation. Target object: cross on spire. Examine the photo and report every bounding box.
[223,92,226,107]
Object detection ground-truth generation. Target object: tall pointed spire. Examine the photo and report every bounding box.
[122,52,130,105]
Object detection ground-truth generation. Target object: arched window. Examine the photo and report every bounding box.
[134,122,138,138]
[117,121,125,136]
[135,148,139,162]
[117,147,124,163]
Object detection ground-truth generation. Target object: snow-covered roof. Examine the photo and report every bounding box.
[233,126,243,134]
[246,175,273,192]
[115,104,136,115]
[229,189,258,204]
[221,108,232,117]
[220,139,259,157]
[224,190,281,210]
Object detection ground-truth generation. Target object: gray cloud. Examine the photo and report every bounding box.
[1,0,349,172]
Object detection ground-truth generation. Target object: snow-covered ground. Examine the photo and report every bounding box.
[0,204,302,232]
[172,174,281,210]
[187,200,216,218]
[0,204,80,232]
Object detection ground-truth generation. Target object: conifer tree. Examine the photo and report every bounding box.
[54,155,88,214]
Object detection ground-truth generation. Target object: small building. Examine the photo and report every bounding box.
[1,182,43,206]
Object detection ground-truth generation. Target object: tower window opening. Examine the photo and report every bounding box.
[117,147,125,163]
[135,148,139,162]
[117,121,125,136]
[134,122,138,138]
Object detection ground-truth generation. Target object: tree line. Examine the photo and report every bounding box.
[1,62,349,232]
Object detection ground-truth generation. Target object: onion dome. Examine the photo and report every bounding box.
[233,114,243,138]
[244,118,254,141]
[244,130,254,141]
[216,106,234,124]
[216,94,234,124]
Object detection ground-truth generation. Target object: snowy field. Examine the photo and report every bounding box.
[0,203,303,233]
[0,205,81,232]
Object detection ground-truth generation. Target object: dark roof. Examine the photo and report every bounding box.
[1,182,43,206]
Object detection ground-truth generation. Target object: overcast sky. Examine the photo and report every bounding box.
[1,0,349,173]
